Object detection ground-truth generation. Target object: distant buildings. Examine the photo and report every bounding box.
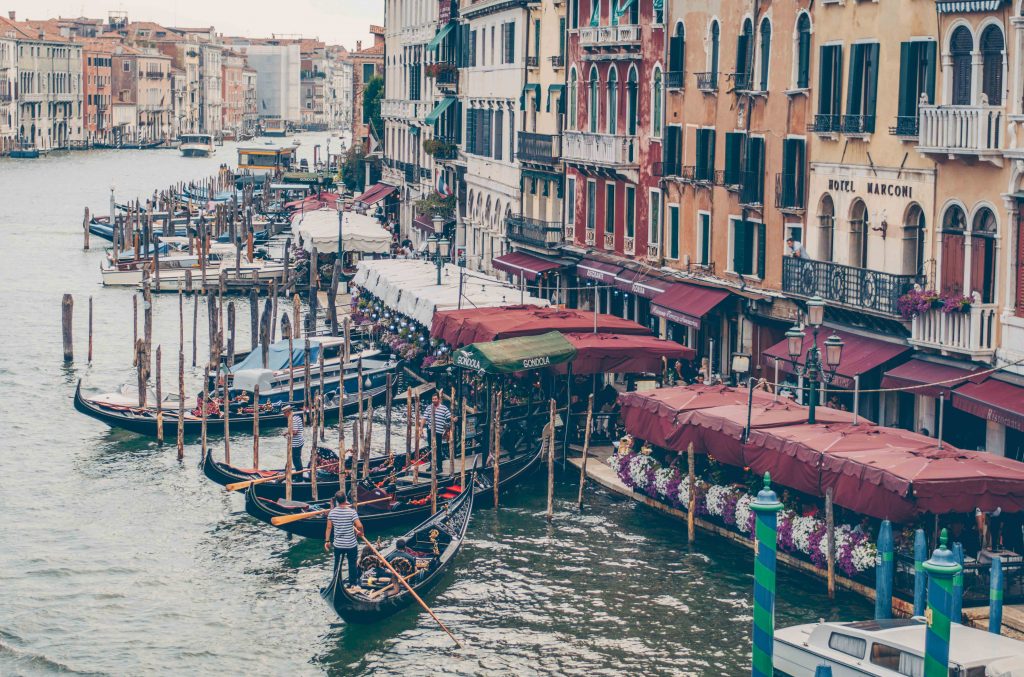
[351,25,385,151]
[238,41,302,125]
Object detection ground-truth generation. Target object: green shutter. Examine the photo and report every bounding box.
[732,220,745,274]
[846,44,863,116]
[922,41,936,106]
[669,206,679,259]
[864,43,879,130]
[818,46,832,115]
[798,29,810,89]
[466,109,476,154]
[700,213,710,264]
[897,42,913,118]
[724,132,744,185]
[756,222,766,278]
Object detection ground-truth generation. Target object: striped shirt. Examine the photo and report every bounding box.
[424,403,451,436]
[290,413,305,448]
[327,505,359,549]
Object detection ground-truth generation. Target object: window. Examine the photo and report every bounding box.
[652,67,663,137]
[981,26,1004,106]
[533,19,540,60]
[494,109,503,160]
[972,207,997,303]
[698,211,711,264]
[742,136,765,205]
[625,185,635,238]
[587,180,597,231]
[731,218,764,277]
[758,19,771,91]
[902,204,925,277]
[827,633,866,659]
[723,131,746,186]
[849,198,869,268]
[605,184,616,234]
[669,23,685,78]
[869,643,923,677]
[817,44,843,126]
[941,204,967,294]
[649,190,661,246]
[896,41,936,132]
[950,27,973,106]
[654,0,663,24]
[469,30,478,67]
[695,128,716,181]
[363,63,375,82]
[503,22,516,64]
[123,61,131,72]
[668,205,680,259]
[846,43,879,132]
[735,18,752,89]
[571,0,579,29]
[710,21,720,81]
[567,177,576,225]
[663,125,682,175]
[780,137,806,209]
[796,14,811,89]
[607,67,618,133]
[589,67,599,133]
[569,68,578,130]
[627,66,638,134]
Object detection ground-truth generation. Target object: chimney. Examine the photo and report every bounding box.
[8,11,14,20]
[356,40,362,52]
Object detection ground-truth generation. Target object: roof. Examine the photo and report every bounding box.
[453,331,577,375]
[431,305,651,347]
[492,251,562,281]
[881,358,985,399]
[650,282,731,330]
[953,377,1024,432]
[559,333,695,375]
[762,327,911,390]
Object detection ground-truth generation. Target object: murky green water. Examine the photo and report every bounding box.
[0,135,871,675]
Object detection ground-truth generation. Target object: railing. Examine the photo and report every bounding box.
[731,71,752,92]
[565,225,576,242]
[144,70,164,79]
[739,170,763,207]
[506,214,563,248]
[666,71,684,89]
[695,72,718,92]
[781,257,925,318]
[715,168,740,190]
[655,160,681,177]
[578,24,642,49]
[647,242,660,259]
[624,236,636,255]
[526,56,539,68]
[890,115,919,137]
[550,55,565,68]
[603,231,615,249]
[517,132,561,164]
[842,114,876,135]
[404,165,417,183]
[585,229,595,246]
[693,163,714,184]
[562,130,637,168]
[775,172,805,211]
[918,104,1004,155]
[910,299,998,358]
[808,114,841,134]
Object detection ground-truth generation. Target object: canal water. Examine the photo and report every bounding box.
[0,135,871,676]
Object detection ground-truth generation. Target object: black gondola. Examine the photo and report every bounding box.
[200,446,413,491]
[322,481,474,624]
[73,379,391,437]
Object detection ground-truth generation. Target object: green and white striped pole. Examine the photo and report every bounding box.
[751,472,783,677]
[923,529,962,677]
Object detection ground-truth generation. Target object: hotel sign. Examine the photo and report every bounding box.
[826,178,915,200]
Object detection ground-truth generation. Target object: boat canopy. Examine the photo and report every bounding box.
[453,331,577,375]
[293,209,392,254]
[230,340,321,373]
[231,369,275,393]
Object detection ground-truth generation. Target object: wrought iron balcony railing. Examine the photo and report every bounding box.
[517,132,561,165]
[526,56,539,68]
[695,72,718,92]
[842,114,876,135]
[666,71,684,90]
[781,256,924,318]
[775,172,806,211]
[506,215,563,248]
[550,55,565,68]
[738,170,763,207]
[808,114,841,134]
[889,115,919,138]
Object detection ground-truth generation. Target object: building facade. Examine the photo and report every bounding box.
[352,26,386,149]
[221,49,245,134]
[81,40,113,144]
[9,22,84,150]
[239,41,302,123]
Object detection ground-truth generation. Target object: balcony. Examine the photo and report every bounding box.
[738,171,763,208]
[565,224,576,241]
[144,70,164,79]
[624,236,636,255]
[585,229,596,246]
[578,24,642,52]
[550,55,565,68]
[917,105,1004,163]
[506,215,563,249]
[404,165,417,183]
[889,115,919,138]
[695,72,718,92]
[526,56,539,68]
[603,232,615,250]
[808,114,841,136]
[841,114,876,137]
[646,242,660,260]
[730,72,752,93]
[774,173,806,212]
[910,301,998,359]
[715,169,740,191]
[666,71,684,90]
[517,131,562,165]
[562,130,637,176]
[781,257,924,319]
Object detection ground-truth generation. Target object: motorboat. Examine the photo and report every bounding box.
[179,133,215,158]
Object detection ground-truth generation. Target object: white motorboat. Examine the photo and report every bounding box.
[179,133,215,157]
[100,241,237,287]
[774,618,1024,676]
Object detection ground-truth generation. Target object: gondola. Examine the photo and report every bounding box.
[72,379,392,437]
[322,481,474,624]
[244,441,543,537]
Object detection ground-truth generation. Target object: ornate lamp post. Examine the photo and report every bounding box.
[431,215,449,286]
[784,296,844,424]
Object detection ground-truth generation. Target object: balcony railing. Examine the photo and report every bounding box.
[585,229,595,246]
[526,56,539,68]
[562,130,637,168]
[404,165,417,183]
[693,163,714,184]
[910,301,998,359]
[889,115,919,138]
[517,131,561,165]
[647,242,660,260]
[579,24,642,49]
[624,236,636,255]
[775,173,806,211]
[917,105,1003,156]
[550,55,565,68]
[695,72,718,92]
[603,231,615,249]
[842,114,876,135]
[808,114,841,135]
[730,71,752,92]
[781,257,924,318]
[739,170,763,208]
[715,169,740,190]
[506,215,563,249]
[666,71,684,90]
[565,224,576,241]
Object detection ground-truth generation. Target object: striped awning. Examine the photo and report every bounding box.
[426,22,455,51]
[520,83,541,111]
[936,0,1004,12]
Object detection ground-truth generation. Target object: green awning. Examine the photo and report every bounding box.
[426,22,455,52]
[614,0,637,22]
[520,83,541,111]
[425,96,456,125]
[409,124,421,135]
[453,331,577,374]
[546,84,565,113]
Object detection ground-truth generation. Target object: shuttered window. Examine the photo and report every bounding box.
[951,27,973,106]
[663,125,682,175]
[695,128,716,182]
[494,110,503,161]
[605,183,616,234]
[1016,213,1024,317]
[781,138,805,208]
[732,219,755,275]
[502,22,516,64]
[699,212,710,265]
[669,23,685,74]
[668,205,680,260]
[941,206,967,295]
[758,19,771,91]
[625,185,635,238]
[735,19,752,86]
[846,43,879,131]
[466,108,477,154]
[817,45,842,117]
[981,26,1004,106]
[723,132,745,186]
[744,136,765,204]
[796,14,811,89]
[897,41,936,119]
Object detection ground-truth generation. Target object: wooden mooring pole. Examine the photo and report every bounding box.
[177,348,185,460]
[61,294,74,363]
[687,442,696,543]
[826,487,836,599]
[252,385,261,469]
[87,296,94,364]
[546,398,556,521]
[155,345,164,443]
[577,394,594,511]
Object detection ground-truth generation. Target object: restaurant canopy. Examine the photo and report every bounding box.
[353,183,397,208]
[431,305,650,347]
[762,327,911,389]
[881,358,985,399]
[556,332,695,375]
[491,251,562,281]
[285,191,339,212]
[293,209,392,254]
[650,282,731,330]
[619,385,1024,521]
[453,331,577,375]
[953,378,1024,433]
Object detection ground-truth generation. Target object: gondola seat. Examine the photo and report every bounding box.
[273,499,310,510]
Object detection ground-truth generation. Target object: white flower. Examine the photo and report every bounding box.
[654,467,676,499]
[735,495,754,533]
[627,454,656,488]
[705,485,732,517]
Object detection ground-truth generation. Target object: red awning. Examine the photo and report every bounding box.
[953,379,1024,432]
[492,252,562,281]
[651,283,731,330]
[557,332,695,375]
[881,359,985,399]
[355,183,397,207]
[431,305,650,347]
[762,328,911,390]
[285,192,339,212]
[613,270,670,299]
[576,258,623,283]
[412,214,434,234]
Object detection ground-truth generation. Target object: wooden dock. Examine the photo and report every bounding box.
[964,604,1024,640]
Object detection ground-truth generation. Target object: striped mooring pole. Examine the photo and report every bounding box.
[751,472,783,677]
[950,541,964,626]
[923,529,963,677]
[913,528,928,616]
[989,556,1004,634]
[875,520,894,619]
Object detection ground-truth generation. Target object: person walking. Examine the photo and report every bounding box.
[324,490,364,588]
[288,406,305,475]
[420,392,451,462]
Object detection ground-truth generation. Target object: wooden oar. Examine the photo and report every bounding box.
[269,495,392,526]
[357,533,463,649]
[224,457,345,491]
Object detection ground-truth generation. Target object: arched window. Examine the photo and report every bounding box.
[981,25,1004,105]
[568,68,578,131]
[652,67,663,137]
[941,205,967,294]
[849,199,869,268]
[710,21,720,82]
[758,18,771,91]
[627,65,638,134]
[972,207,997,303]
[902,204,925,277]
[950,26,973,106]
[607,66,618,134]
[736,18,753,88]
[817,194,835,261]
[588,66,599,134]
[669,22,685,79]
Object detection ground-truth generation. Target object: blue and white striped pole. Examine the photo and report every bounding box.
[924,529,962,677]
[874,519,894,620]
[989,556,1004,634]
[913,528,927,617]
[814,664,833,677]
[951,541,964,626]
[751,473,783,677]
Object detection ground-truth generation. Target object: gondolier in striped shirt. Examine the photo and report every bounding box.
[324,490,364,588]
[288,407,305,474]
[420,393,452,461]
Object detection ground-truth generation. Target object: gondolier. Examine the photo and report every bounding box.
[288,407,305,474]
[324,491,364,588]
[420,393,451,461]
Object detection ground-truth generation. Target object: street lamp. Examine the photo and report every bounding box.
[785,296,844,424]
[432,214,446,286]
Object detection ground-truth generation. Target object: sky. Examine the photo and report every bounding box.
[5,0,384,48]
